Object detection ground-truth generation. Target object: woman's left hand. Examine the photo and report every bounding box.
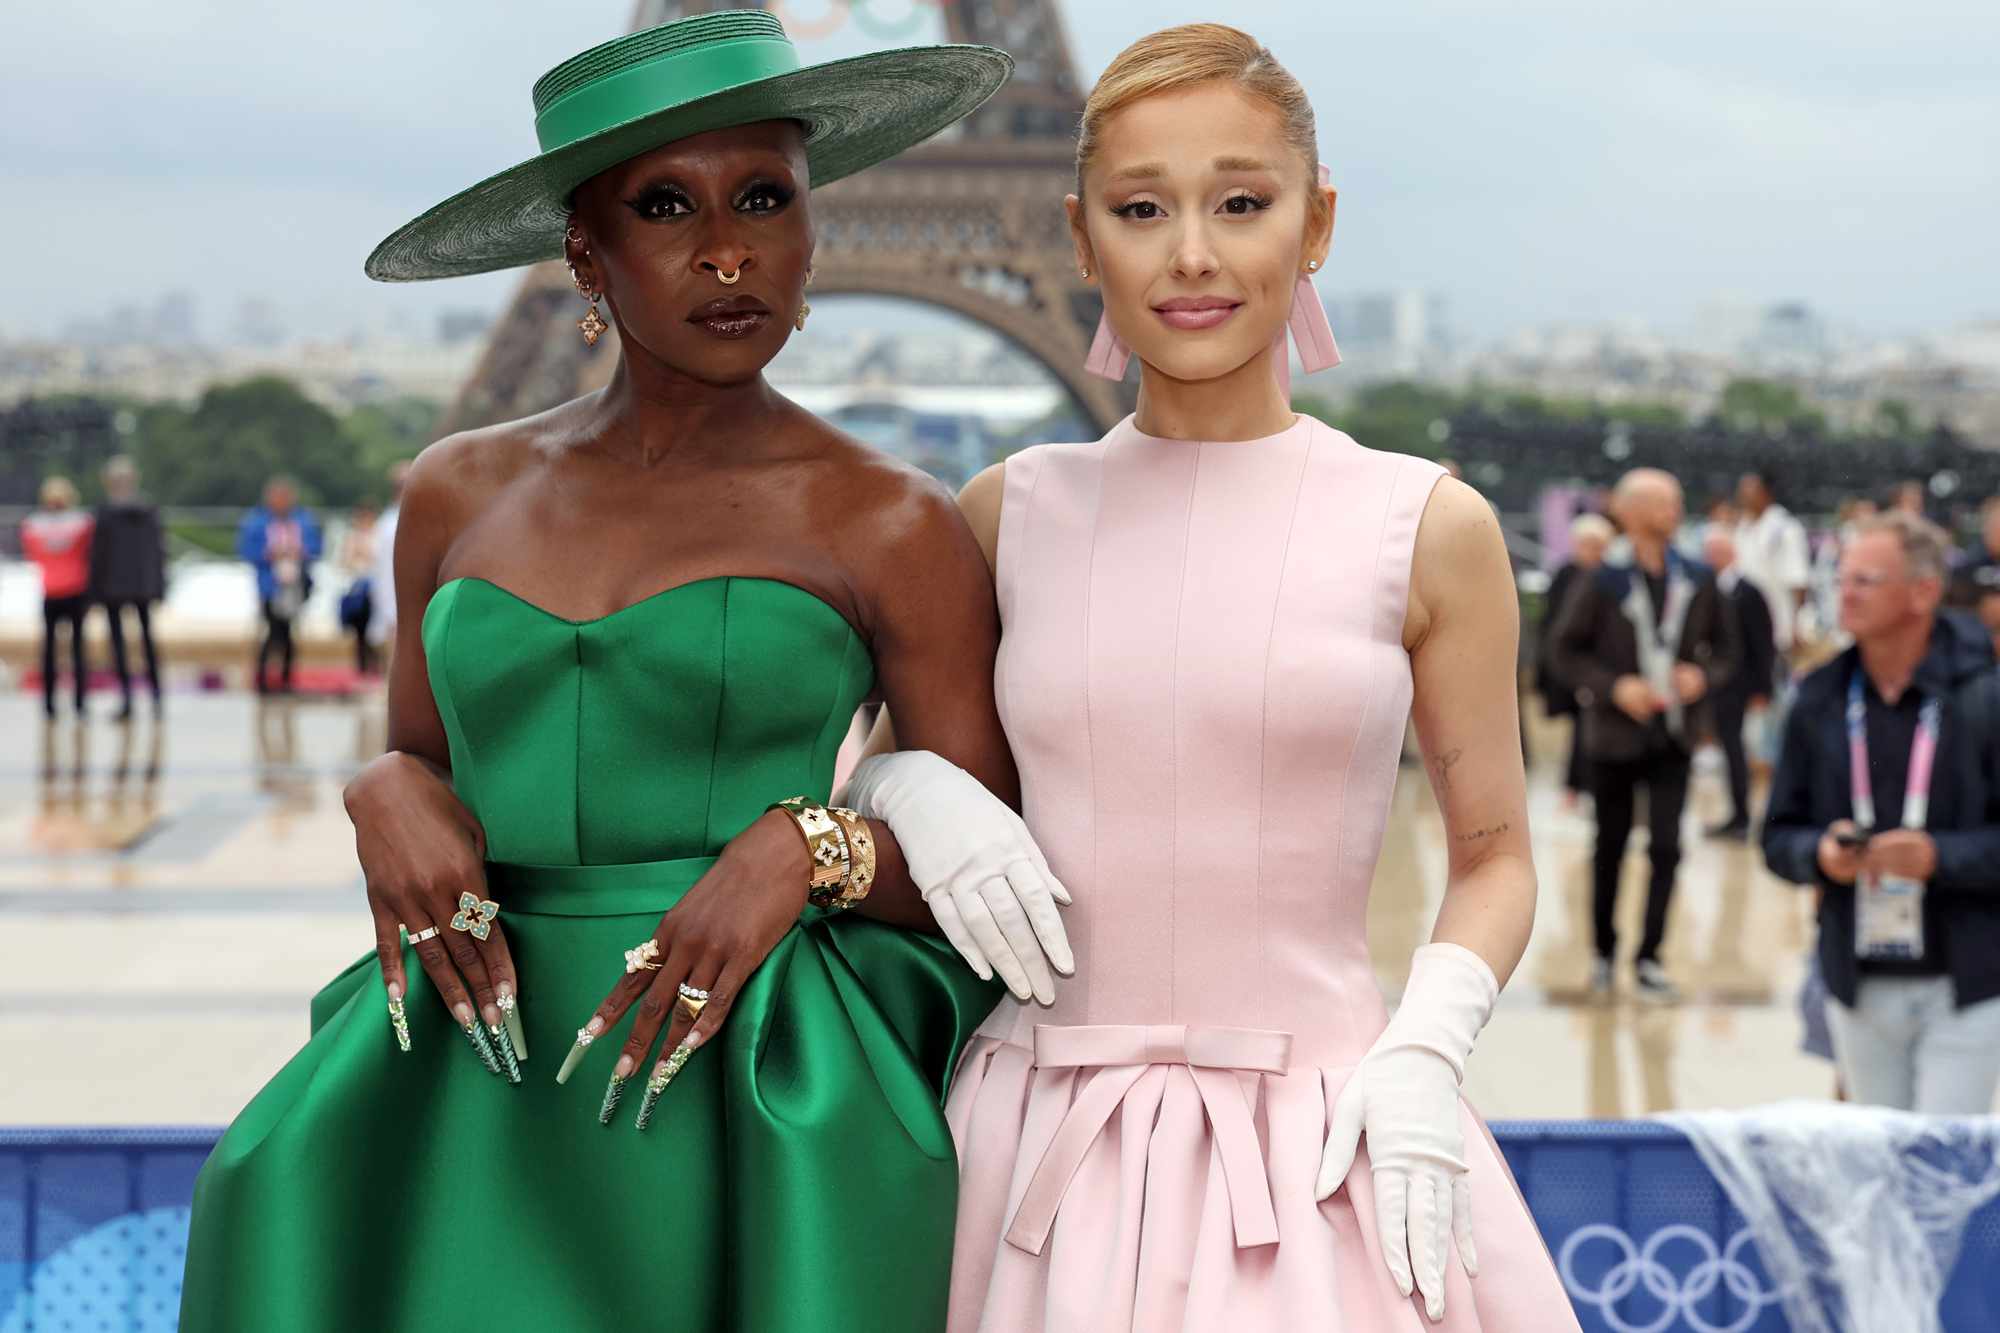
[557,810,809,1121]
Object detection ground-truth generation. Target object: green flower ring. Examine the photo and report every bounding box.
[450,892,501,942]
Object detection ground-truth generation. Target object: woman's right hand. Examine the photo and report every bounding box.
[345,750,523,1080]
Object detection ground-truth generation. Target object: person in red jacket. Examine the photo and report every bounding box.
[21,475,94,716]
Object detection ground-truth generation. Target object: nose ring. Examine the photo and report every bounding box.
[716,267,741,285]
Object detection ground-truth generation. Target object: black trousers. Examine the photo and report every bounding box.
[102,600,162,701]
[1711,687,1752,825]
[258,601,296,691]
[41,594,87,712]
[1564,718,1591,794]
[1591,749,1691,963]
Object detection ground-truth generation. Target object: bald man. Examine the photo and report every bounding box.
[1550,469,1741,1003]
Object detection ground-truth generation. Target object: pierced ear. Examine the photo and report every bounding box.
[1305,185,1337,267]
[1064,194,1097,280]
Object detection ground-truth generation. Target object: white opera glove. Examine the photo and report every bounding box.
[836,751,1074,1004]
[1316,942,1499,1321]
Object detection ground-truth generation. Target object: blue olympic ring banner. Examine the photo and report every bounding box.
[3,1122,1998,1330]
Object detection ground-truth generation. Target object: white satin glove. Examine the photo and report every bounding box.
[836,751,1074,1003]
[1316,942,1499,1321]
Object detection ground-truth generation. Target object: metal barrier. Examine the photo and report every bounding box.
[3,1122,1997,1330]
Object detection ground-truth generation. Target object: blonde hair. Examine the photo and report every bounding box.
[39,476,79,509]
[1854,511,1950,583]
[1077,24,1325,221]
[1570,513,1615,545]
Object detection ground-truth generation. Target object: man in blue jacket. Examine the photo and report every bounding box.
[235,477,322,695]
[1762,510,2000,1113]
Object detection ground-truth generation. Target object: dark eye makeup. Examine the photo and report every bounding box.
[622,177,797,221]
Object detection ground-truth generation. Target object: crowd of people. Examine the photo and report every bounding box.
[19,458,166,719]
[18,461,408,701]
[1538,466,2000,1115]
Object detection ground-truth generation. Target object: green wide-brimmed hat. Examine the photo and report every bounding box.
[365,9,1011,282]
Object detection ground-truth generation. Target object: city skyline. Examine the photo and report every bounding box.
[4,1,1996,346]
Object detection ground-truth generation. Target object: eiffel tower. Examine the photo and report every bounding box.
[439,0,1131,438]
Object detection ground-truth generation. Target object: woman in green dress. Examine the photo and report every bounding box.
[180,13,1052,1331]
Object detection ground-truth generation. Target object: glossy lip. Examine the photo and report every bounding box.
[1152,294,1242,331]
[687,294,773,340]
[687,295,771,322]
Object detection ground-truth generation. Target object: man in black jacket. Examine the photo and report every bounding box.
[89,455,167,719]
[1702,526,1776,840]
[1762,512,2000,1112]
[1550,469,1740,1003]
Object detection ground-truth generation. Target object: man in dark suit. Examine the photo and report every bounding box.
[1550,469,1741,1003]
[1536,513,1615,801]
[1703,526,1776,839]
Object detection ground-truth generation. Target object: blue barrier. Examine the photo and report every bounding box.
[3,1122,1997,1330]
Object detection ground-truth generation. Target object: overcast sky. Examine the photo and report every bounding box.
[3,0,1995,343]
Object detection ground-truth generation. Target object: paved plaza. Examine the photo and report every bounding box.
[0,688,1835,1125]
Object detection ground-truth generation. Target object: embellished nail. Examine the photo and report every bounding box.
[633,1040,695,1131]
[496,986,527,1062]
[488,1022,522,1085]
[461,1019,502,1076]
[598,1073,627,1124]
[386,994,411,1053]
[555,1020,602,1086]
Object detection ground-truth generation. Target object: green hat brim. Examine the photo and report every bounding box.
[365,44,1012,283]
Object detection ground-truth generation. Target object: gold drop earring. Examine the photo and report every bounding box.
[796,265,814,332]
[566,226,607,346]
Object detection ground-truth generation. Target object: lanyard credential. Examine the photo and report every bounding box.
[1846,671,1943,831]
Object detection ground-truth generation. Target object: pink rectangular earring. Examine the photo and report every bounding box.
[1271,163,1342,395]
[1082,265,1131,380]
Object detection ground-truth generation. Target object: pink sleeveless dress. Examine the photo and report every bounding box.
[946,414,1581,1331]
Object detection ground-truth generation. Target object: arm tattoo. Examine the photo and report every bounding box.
[1454,822,1511,844]
[1429,748,1463,794]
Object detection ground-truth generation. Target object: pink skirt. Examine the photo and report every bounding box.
[945,1026,1582,1332]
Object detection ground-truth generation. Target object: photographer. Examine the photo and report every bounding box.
[1762,511,2000,1113]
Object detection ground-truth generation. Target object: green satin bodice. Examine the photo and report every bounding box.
[423,575,874,863]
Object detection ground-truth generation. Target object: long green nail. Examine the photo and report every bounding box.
[555,1027,596,1086]
[386,995,411,1053]
[462,1020,502,1076]
[497,989,527,1062]
[489,1022,522,1085]
[634,1041,694,1131]
[598,1073,627,1124]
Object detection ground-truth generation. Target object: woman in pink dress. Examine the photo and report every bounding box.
[846,22,1582,1332]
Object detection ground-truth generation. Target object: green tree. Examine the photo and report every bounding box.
[341,396,442,497]
[1716,377,1826,437]
[134,376,369,507]
[1298,380,1464,459]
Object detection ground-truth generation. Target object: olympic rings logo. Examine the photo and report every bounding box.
[769,0,941,43]
[1557,1224,1788,1333]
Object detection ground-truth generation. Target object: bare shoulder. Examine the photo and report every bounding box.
[956,460,1007,573]
[800,416,976,557]
[416,397,599,518]
[1406,475,1515,649]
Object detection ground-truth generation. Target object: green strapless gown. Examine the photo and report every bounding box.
[181,576,1003,1332]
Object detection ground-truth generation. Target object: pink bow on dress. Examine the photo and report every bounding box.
[1084,163,1341,395]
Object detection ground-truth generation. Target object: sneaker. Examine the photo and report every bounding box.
[1634,959,1681,1005]
[1706,817,1751,842]
[1588,957,1615,1001]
